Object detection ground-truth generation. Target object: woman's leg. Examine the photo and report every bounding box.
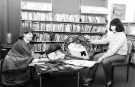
[79,53,105,85]
[89,53,104,80]
[79,68,92,83]
[79,53,104,85]
[102,54,126,86]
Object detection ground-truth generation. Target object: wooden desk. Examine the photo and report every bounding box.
[35,63,82,87]
[30,60,96,87]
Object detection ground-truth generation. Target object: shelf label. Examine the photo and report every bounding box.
[21,1,52,11]
[81,6,108,14]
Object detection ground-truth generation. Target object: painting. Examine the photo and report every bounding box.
[111,4,126,20]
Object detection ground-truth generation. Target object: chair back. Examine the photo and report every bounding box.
[125,40,133,64]
[0,49,9,60]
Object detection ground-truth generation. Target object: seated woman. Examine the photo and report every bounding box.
[2,29,36,86]
[86,18,128,87]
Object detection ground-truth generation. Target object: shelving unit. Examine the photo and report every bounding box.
[123,22,135,36]
[80,5,108,52]
[20,1,108,55]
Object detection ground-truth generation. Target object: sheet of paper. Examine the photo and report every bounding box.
[64,60,97,68]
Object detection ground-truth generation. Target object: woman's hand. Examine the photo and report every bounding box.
[32,53,41,59]
[97,57,104,63]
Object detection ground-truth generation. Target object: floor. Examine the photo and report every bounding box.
[1,65,135,87]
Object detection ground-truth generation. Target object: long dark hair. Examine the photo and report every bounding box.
[109,18,125,32]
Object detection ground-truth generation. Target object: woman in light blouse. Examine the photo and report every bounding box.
[87,18,127,87]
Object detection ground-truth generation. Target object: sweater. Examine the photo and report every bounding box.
[91,32,127,59]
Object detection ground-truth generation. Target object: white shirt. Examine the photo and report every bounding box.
[91,32,127,59]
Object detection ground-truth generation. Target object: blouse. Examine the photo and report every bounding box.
[91,32,128,59]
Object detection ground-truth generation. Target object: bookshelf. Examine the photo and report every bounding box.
[80,5,108,53]
[20,1,108,56]
[123,22,135,36]
[124,23,135,65]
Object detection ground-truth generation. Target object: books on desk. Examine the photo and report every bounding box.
[64,60,97,68]
[30,58,49,66]
[47,50,65,61]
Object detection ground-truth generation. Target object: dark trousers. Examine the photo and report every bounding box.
[91,53,126,83]
[79,59,98,82]
[79,68,91,82]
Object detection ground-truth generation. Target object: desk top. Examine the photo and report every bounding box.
[30,59,97,74]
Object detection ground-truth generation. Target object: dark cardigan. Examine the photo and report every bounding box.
[2,39,33,85]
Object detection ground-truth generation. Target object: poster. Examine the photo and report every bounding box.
[111,4,126,20]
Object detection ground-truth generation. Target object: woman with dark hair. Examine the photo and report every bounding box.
[109,18,125,32]
[82,18,127,87]
[1,30,35,86]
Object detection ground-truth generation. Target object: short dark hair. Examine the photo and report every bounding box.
[109,18,125,32]
[18,31,32,40]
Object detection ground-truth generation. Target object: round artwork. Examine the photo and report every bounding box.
[64,35,94,60]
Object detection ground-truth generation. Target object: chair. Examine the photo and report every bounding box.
[0,48,9,82]
[112,40,133,82]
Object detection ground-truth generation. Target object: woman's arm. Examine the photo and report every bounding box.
[90,31,113,44]
[97,36,125,62]
[90,37,109,44]
[15,56,33,65]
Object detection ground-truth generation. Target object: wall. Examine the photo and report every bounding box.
[81,0,107,7]
[53,0,80,14]
[108,0,135,22]
[0,0,8,44]
[52,0,107,14]
[0,0,20,45]
[22,0,51,3]
[8,0,20,44]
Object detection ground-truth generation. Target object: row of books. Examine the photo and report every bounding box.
[53,14,80,22]
[32,43,64,52]
[32,44,50,52]
[32,34,69,42]
[33,33,50,42]
[32,34,102,42]
[80,25,106,33]
[51,24,81,32]
[80,15,106,23]
[21,12,106,23]
[21,21,106,33]
[21,12,52,21]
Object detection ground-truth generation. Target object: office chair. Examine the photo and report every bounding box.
[112,40,133,82]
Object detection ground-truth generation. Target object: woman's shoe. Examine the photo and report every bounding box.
[82,78,94,86]
[81,81,89,87]
[105,81,112,87]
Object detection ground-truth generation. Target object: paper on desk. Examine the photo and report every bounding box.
[30,58,49,66]
[64,60,97,68]
[47,50,65,60]
[32,58,49,63]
